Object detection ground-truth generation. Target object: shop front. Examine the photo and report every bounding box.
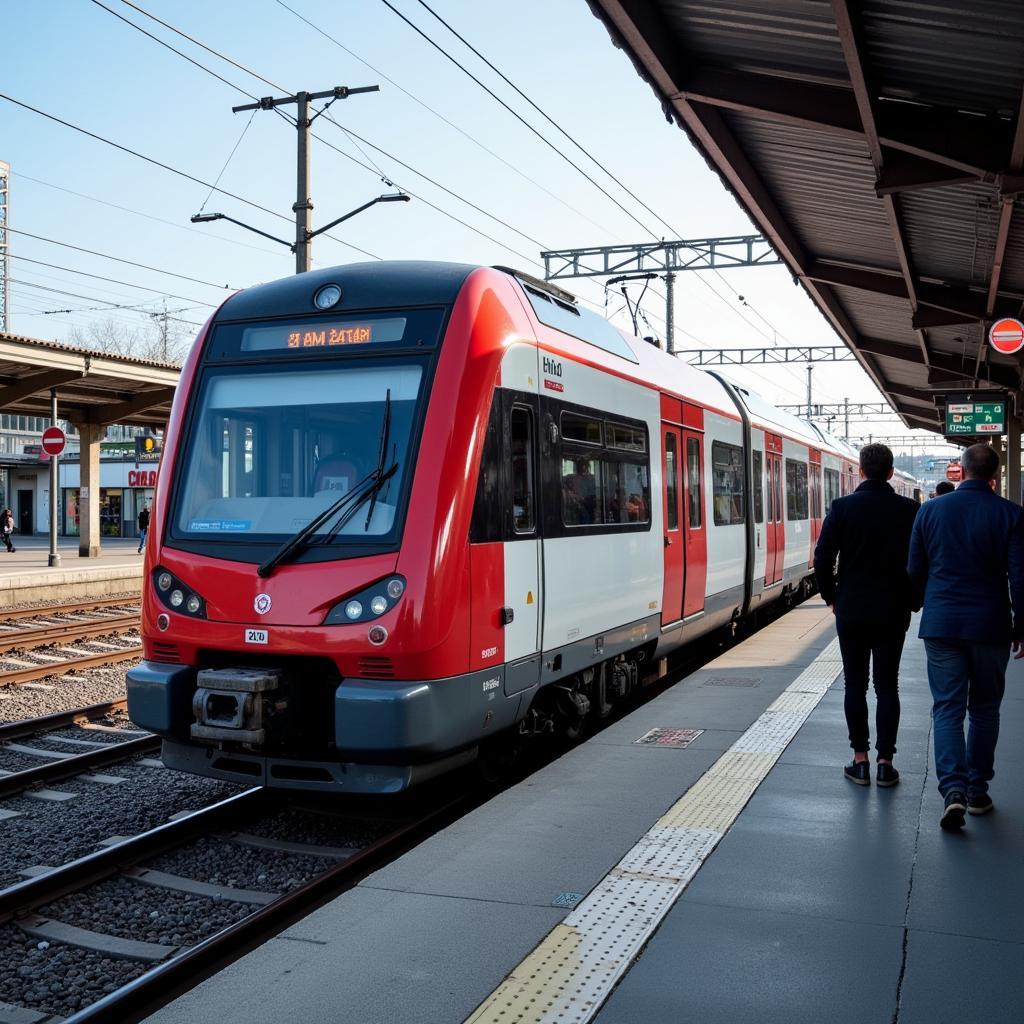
[60,463,156,538]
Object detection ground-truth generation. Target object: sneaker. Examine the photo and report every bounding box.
[940,791,967,830]
[844,761,870,786]
[876,763,900,788]
[967,794,994,816]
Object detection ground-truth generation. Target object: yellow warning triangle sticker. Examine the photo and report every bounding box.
[526,591,534,604]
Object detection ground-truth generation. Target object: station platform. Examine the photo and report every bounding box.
[146,598,1024,1024]
[0,538,142,607]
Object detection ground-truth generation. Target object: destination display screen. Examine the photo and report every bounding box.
[240,317,407,353]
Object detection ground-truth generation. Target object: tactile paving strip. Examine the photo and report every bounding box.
[465,634,843,1024]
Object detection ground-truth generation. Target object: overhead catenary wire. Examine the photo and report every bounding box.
[5,227,233,291]
[271,0,621,240]
[0,92,380,261]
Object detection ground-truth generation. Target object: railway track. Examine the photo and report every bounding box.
[0,601,142,688]
[0,787,465,1024]
[0,700,158,801]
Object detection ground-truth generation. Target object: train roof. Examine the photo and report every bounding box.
[214,261,477,322]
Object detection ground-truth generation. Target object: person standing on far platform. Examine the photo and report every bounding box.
[933,480,955,496]
[0,508,14,553]
[814,443,920,788]
[907,442,1024,830]
[137,503,150,555]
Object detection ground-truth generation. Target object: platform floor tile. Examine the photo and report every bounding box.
[147,887,565,1024]
[362,741,721,907]
[596,901,904,1024]
[897,928,1024,1024]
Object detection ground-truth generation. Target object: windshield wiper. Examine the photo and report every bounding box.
[256,390,395,578]
[257,471,375,578]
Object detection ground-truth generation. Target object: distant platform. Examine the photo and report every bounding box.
[0,537,142,607]
[146,598,1023,1024]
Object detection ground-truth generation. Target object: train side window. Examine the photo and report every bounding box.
[561,412,602,445]
[470,394,503,543]
[686,437,702,528]
[562,455,603,525]
[774,463,783,521]
[712,440,745,526]
[605,461,649,524]
[785,458,809,520]
[665,433,678,531]
[753,450,764,524]
[811,463,823,517]
[824,468,840,512]
[510,406,535,534]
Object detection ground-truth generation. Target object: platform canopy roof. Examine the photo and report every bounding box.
[0,333,179,428]
[589,0,1024,433]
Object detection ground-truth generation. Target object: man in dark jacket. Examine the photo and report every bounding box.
[814,444,920,787]
[907,443,1024,830]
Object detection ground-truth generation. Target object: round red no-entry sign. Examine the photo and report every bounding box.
[989,317,1024,355]
[41,426,66,457]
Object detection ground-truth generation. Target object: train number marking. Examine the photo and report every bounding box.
[480,646,498,659]
[482,678,500,693]
[245,628,269,645]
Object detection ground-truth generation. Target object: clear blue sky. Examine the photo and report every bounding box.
[0,0,952,448]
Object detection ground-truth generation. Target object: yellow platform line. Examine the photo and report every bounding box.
[464,637,842,1024]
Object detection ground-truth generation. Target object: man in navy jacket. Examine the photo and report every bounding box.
[814,444,920,787]
[908,443,1024,830]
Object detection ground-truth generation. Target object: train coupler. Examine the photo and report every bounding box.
[190,667,283,746]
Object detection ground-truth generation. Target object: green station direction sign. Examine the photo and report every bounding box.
[944,394,1007,437]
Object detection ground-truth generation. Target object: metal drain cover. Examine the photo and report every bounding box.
[635,727,704,747]
[704,676,761,687]
[551,891,585,908]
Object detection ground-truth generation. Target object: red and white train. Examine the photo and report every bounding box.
[126,262,917,793]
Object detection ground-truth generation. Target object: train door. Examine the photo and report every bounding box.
[764,435,784,586]
[503,399,542,663]
[682,429,706,616]
[661,424,684,625]
[808,450,822,567]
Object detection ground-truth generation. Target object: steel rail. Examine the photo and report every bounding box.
[0,644,143,687]
[0,614,140,654]
[0,788,269,922]
[0,698,130,742]
[62,794,474,1024]
[0,597,139,622]
[0,733,159,800]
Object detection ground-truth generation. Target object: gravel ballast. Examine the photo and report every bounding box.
[0,763,243,888]
[0,922,146,1018]
[0,665,130,723]
[40,876,252,948]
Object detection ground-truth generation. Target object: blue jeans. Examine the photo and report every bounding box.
[924,639,1008,797]
[137,528,147,551]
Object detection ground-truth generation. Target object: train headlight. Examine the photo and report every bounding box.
[151,567,207,619]
[323,575,406,625]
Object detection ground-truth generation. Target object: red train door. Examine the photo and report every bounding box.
[682,428,706,616]
[661,424,684,625]
[765,435,784,586]
[808,450,822,567]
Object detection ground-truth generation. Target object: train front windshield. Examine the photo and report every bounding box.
[173,361,424,548]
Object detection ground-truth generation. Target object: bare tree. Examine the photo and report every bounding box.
[69,311,188,364]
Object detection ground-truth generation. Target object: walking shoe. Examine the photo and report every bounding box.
[844,761,870,786]
[940,791,967,830]
[876,763,900,788]
[967,794,994,816]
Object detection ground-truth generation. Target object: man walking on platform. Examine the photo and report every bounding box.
[814,443,919,788]
[908,443,1024,830]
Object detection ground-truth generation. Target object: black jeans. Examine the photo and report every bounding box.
[835,616,908,760]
